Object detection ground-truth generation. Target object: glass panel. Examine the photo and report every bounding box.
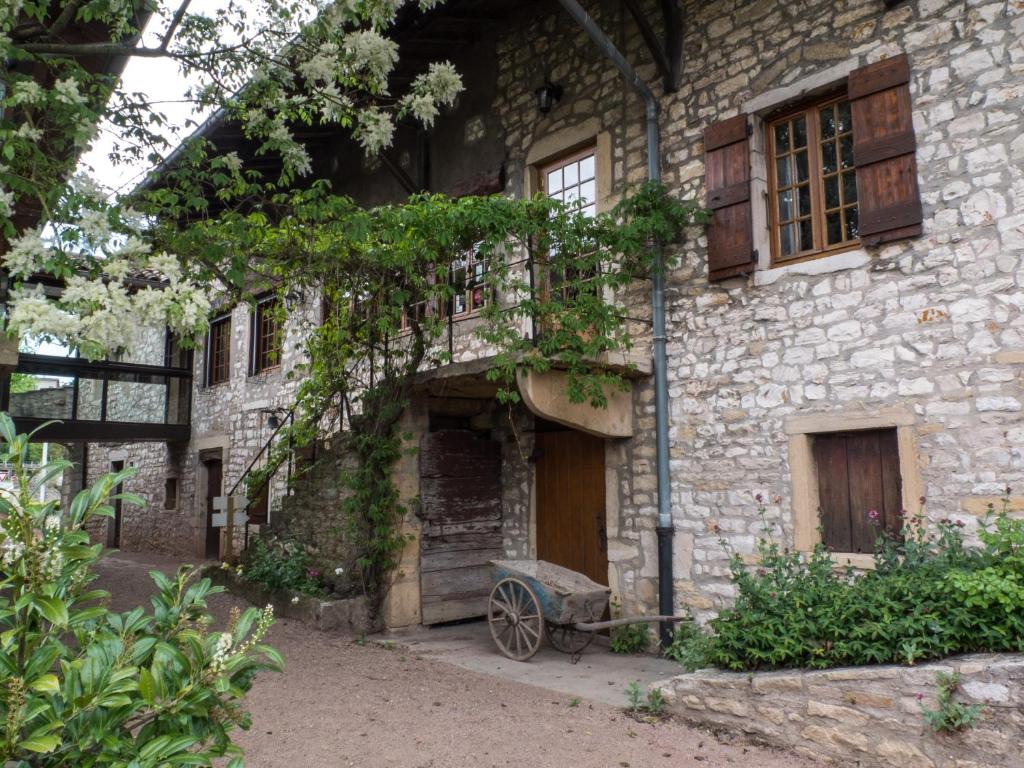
[7,379,74,420]
[793,116,807,149]
[843,171,858,204]
[582,203,596,218]
[775,156,792,187]
[563,162,579,187]
[778,189,794,222]
[824,175,840,209]
[795,150,809,183]
[779,223,795,256]
[826,211,842,245]
[774,122,790,154]
[76,379,103,421]
[838,101,852,134]
[546,168,562,194]
[798,184,811,216]
[820,105,835,139]
[799,218,814,252]
[579,179,596,205]
[579,154,595,181]
[565,186,579,204]
[840,134,854,169]
[107,380,166,424]
[821,140,837,175]
[845,206,859,240]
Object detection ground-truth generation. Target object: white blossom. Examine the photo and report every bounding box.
[357,108,395,154]
[3,231,49,279]
[44,515,61,532]
[421,61,462,104]
[1,538,25,568]
[221,152,243,173]
[15,123,43,142]
[78,209,112,245]
[0,187,13,218]
[7,79,44,105]
[334,566,344,576]
[53,77,86,106]
[405,93,438,127]
[344,29,398,87]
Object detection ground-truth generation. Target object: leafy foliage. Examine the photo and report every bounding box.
[240,535,325,597]
[0,414,281,766]
[918,672,983,733]
[610,623,650,655]
[662,621,713,672]
[702,494,1024,671]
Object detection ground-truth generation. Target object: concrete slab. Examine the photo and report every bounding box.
[380,620,681,708]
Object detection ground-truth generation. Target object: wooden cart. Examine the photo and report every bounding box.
[488,559,684,661]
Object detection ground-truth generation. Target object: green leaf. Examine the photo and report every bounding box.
[29,674,60,694]
[34,596,69,627]
[19,734,60,753]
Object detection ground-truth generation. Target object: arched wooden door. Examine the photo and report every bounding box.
[535,429,607,586]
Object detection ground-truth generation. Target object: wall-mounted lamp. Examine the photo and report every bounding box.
[534,81,564,114]
[262,407,287,430]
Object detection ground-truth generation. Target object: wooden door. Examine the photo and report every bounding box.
[419,430,502,625]
[204,458,223,559]
[535,430,607,586]
[109,460,124,548]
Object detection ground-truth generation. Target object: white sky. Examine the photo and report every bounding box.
[78,0,231,197]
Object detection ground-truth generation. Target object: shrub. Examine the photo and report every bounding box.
[610,622,649,654]
[662,620,713,672]
[0,414,282,765]
[919,671,984,732]
[703,494,1024,671]
[240,534,325,597]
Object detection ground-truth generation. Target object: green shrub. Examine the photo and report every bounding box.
[662,620,713,672]
[610,622,649,654]
[0,414,281,765]
[703,494,1024,671]
[919,671,984,732]
[241,534,325,597]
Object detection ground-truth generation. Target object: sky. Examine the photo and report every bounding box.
[78,0,229,197]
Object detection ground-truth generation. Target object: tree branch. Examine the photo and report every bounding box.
[47,0,86,39]
[17,41,173,57]
[160,0,194,51]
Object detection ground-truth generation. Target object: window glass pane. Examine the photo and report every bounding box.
[821,140,837,175]
[563,162,579,187]
[837,101,852,134]
[798,184,811,217]
[795,150,809,183]
[840,134,854,169]
[579,154,595,181]
[799,218,814,252]
[579,179,596,205]
[826,211,843,245]
[778,189,794,222]
[546,169,562,194]
[843,171,858,204]
[565,186,579,203]
[582,203,596,218]
[820,105,835,139]
[824,175,840,209]
[775,156,792,187]
[845,206,859,240]
[774,123,790,154]
[780,223,795,256]
[793,116,807,149]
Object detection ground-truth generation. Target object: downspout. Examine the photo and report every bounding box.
[554,0,675,646]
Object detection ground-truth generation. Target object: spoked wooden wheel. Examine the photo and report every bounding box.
[544,621,594,657]
[488,577,543,661]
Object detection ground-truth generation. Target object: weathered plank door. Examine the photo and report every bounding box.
[535,430,608,586]
[419,430,503,625]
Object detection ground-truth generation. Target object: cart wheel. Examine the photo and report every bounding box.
[544,621,595,657]
[488,577,543,661]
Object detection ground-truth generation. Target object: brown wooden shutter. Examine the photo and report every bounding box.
[703,114,754,281]
[848,54,922,247]
[812,429,902,554]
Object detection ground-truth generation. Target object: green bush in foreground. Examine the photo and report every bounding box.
[686,494,1024,672]
[0,415,282,766]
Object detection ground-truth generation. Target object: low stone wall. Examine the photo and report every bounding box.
[653,654,1024,768]
[207,568,375,635]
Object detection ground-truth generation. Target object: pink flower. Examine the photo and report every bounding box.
[867,509,880,522]
[755,493,764,504]
[915,692,924,701]
[757,567,767,577]
[954,519,965,528]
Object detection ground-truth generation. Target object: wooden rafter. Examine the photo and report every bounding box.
[621,0,684,92]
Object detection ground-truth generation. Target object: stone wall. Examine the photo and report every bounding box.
[655,654,1024,768]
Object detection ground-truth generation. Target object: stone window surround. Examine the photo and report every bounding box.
[786,407,923,570]
[744,58,875,288]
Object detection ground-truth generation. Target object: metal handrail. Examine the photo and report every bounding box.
[226,405,296,500]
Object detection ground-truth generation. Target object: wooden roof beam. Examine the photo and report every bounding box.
[621,0,685,93]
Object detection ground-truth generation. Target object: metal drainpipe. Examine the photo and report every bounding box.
[554,0,675,646]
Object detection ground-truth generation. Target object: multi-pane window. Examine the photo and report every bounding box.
[250,295,281,375]
[541,148,599,301]
[205,315,230,386]
[448,249,489,317]
[768,96,859,263]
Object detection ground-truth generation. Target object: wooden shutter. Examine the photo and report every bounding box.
[848,54,922,246]
[813,429,902,554]
[703,114,754,281]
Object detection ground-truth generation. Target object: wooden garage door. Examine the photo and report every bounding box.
[536,430,608,586]
[419,430,503,625]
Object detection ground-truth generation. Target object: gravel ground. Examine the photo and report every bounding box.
[95,553,824,768]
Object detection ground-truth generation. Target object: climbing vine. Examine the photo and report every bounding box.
[168,182,707,615]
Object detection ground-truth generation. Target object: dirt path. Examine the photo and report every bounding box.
[95,553,823,768]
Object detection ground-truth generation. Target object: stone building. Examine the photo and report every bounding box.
[77,0,1024,629]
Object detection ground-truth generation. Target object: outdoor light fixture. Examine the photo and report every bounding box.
[534,81,563,114]
[262,407,287,430]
